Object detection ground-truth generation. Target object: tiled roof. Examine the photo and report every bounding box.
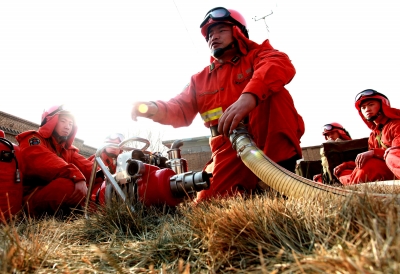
[0,111,39,128]
[0,125,20,135]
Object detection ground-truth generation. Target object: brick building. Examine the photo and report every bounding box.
[162,136,212,172]
[0,111,96,158]
[163,135,322,171]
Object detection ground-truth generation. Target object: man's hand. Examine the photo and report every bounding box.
[70,180,88,202]
[131,101,158,121]
[218,93,257,136]
[333,161,356,178]
[313,174,322,182]
[355,150,374,169]
[333,163,347,178]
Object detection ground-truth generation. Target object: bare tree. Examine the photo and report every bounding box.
[123,128,169,156]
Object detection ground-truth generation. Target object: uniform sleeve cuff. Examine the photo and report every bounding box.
[373,148,385,159]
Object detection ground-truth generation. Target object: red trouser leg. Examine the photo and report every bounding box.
[97,181,106,205]
[386,149,400,179]
[196,136,258,202]
[337,169,354,185]
[348,158,396,184]
[24,178,83,216]
[90,181,106,206]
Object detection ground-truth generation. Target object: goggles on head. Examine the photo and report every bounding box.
[40,104,71,127]
[354,89,389,103]
[322,124,344,133]
[105,133,125,143]
[322,124,351,139]
[200,7,243,29]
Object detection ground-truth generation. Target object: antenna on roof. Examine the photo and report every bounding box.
[252,10,273,33]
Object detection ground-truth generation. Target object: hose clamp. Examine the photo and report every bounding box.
[237,143,254,157]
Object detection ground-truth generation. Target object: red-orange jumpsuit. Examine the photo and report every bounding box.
[150,27,305,201]
[336,97,400,184]
[87,151,118,205]
[16,113,94,216]
[88,151,117,174]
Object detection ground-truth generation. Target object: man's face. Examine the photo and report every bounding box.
[207,23,234,51]
[360,99,381,120]
[324,131,340,141]
[54,114,74,137]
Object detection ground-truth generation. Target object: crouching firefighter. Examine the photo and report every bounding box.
[16,105,102,217]
[131,7,304,201]
[334,90,400,184]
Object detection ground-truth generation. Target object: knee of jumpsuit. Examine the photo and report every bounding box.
[385,150,400,179]
[25,178,83,213]
[349,157,395,184]
[337,169,354,185]
[197,137,259,202]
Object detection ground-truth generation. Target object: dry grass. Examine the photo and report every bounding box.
[1,189,400,273]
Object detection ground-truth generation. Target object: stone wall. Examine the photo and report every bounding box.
[0,111,96,158]
[164,135,323,171]
[182,146,323,172]
[163,136,212,172]
[181,151,212,172]
[301,144,322,161]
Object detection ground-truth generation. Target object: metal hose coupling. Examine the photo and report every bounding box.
[166,139,188,174]
[170,171,212,198]
[229,122,255,156]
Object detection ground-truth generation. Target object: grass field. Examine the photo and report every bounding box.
[1,189,400,273]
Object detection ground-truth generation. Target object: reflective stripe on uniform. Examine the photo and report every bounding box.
[376,131,388,149]
[201,107,223,122]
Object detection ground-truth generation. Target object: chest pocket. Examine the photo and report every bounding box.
[199,89,219,97]
[234,67,253,85]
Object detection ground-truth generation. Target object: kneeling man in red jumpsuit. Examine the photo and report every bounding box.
[17,105,95,216]
[334,90,400,184]
[131,7,305,201]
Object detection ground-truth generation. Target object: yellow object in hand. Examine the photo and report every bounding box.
[138,104,149,114]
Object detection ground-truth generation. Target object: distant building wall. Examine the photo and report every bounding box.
[163,136,212,171]
[0,111,96,158]
[0,109,324,167]
[163,135,323,171]
[301,145,322,161]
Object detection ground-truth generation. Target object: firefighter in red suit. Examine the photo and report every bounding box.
[87,133,125,205]
[88,133,124,175]
[16,105,95,216]
[321,123,352,142]
[131,7,305,201]
[334,90,400,184]
[313,123,352,183]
